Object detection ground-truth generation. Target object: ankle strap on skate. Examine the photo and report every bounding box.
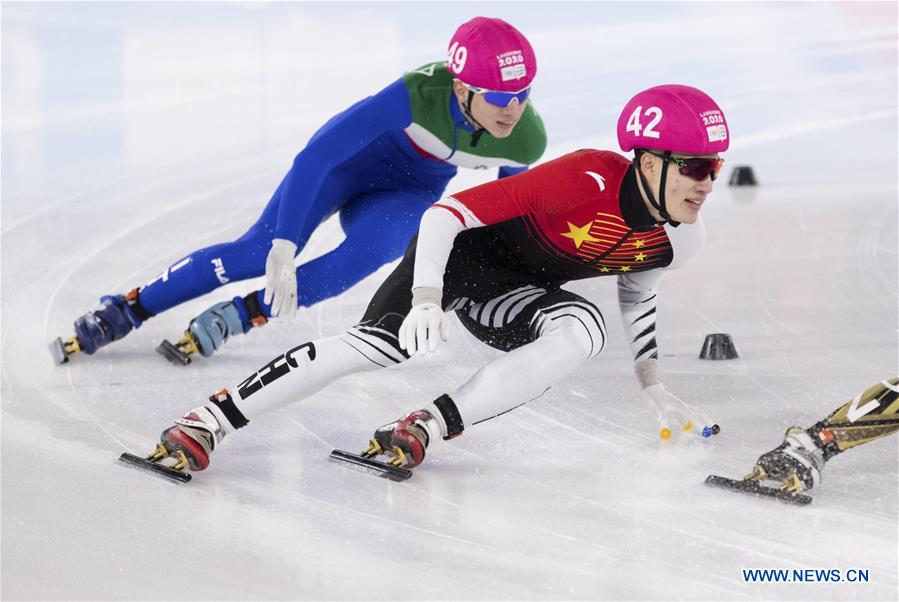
[208,388,249,429]
[433,394,464,440]
[242,293,269,329]
[125,288,155,321]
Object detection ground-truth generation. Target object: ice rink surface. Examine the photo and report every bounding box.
[2,2,897,600]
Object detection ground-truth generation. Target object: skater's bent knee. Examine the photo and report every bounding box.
[544,319,605,361]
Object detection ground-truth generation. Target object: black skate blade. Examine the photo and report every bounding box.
[705,474,811,506]
[156,339,192,366]
[118,452,192,483]
[50,337,70,364]
[329,449,412,482]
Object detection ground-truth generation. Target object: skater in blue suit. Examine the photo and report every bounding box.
[54,17,546,365]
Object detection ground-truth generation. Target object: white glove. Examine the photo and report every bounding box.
[263,238,298,322]
[399,287,451,356]
[642,383,719,441]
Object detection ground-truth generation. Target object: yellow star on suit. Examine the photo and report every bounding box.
[561,221,600,249]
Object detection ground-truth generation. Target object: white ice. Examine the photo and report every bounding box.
[2,2,897,600]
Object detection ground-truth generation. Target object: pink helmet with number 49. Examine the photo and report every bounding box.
[617,84,729,155]
[447,17,537,92]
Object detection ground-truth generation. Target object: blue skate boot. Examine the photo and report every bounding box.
[51,288,151,364]
[156,292,267,366]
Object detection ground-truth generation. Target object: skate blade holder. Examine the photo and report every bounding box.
[361,438,410,467]
[705,474,811,505]
[156,332,197,366]
[329,449,412,482]
[50,336,80,365]
[118,443,192,483]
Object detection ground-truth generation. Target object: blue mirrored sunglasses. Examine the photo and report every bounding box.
[464,83,531,107]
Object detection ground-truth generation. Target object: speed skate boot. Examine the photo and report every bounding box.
[53,289,151,363]
[747,427,826,492]
[158,389,242,472]
[157,293,267,365]
[362,394,465,468]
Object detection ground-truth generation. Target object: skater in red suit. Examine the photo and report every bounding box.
[144,83,730,476]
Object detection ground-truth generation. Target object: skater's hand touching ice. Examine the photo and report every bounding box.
[643,384,719,440]
[634,359,719,441]
[264,238,298,322]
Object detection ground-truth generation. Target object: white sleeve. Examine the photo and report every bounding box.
[411,203,471,290]
[617,270,665,364]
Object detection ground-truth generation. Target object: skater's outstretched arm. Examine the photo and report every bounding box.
[616,218,715,440]
[273,79,413,244]
[264,80,414,320]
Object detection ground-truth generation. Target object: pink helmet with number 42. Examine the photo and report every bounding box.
[617,84,729,155]
[447,17,537,92]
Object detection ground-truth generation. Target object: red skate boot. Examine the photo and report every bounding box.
[119,390,240,481]
[363,394,466,468]
[329,394,465,480]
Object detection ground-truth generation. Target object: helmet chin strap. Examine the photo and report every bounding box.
[636,150,680,227]
[463,90,488,147]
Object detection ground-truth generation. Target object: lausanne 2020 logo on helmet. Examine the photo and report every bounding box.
[496,50,526,82]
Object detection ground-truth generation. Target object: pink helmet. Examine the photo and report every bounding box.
[617,84,729,155]
[447,17,536,92]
